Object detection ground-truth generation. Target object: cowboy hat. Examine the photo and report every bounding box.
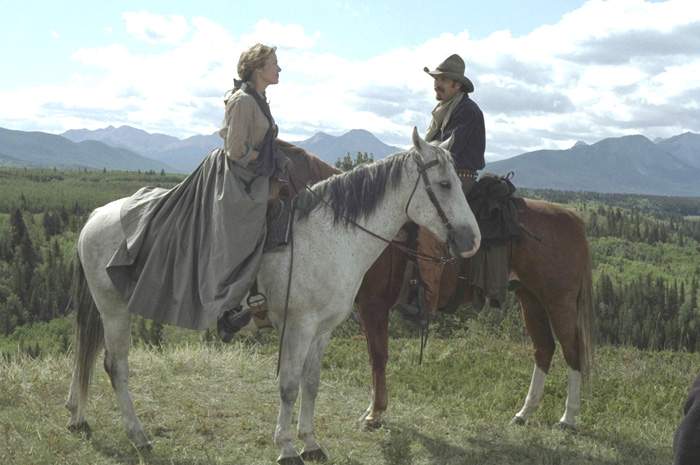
[424,54,474,93]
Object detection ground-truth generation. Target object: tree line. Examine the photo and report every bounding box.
[2,165,700,354]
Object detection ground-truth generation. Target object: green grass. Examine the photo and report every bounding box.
[0,324,696,465]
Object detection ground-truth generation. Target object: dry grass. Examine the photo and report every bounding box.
[0,329,696,465]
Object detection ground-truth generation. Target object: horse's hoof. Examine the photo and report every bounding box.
[509,416,526,426]
[301,447,328,462]
[136,440,153,451]
[67,421,92,438]
[128,431,153,451]
[554,421,577,433]
[362,418,384,431]
[277,455,305,465]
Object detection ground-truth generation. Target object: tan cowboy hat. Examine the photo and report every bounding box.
[424,54,474,93]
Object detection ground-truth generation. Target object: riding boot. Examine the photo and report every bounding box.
[396,280,428,327]
[217,306,252,343]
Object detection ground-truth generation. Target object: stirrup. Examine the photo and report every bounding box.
[217,306,252,343]
[247,292,271,328]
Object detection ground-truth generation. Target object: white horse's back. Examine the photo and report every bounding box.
[66,129,480,461]
[78,198,129,315]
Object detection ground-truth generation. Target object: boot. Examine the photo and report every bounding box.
[395,282,428,329]
[217,306,252,343]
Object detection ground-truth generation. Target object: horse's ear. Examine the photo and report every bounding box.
[438,132,455,151]
[412,127,427,154]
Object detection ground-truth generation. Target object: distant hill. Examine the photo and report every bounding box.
[291,129,403,164]
[656,132,700,169]
[0,127,176,172]
[10,123,700,196]
[62,126,221,173]
[142,133,222,173]
[62,125,402,171]
[486,134,700,196]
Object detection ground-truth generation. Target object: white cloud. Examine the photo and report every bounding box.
[240,19,320,50]
[122,11,190,44]
[2,0,700,161]
[51,30,60,40]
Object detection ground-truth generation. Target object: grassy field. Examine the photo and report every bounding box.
[1,322,697,465]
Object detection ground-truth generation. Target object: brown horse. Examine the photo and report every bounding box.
[357,198,593,430]
[281,141,593,430]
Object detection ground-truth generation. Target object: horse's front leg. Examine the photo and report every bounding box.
[297,331,332,462]
[275,324,315,465]
[357,294,391,430]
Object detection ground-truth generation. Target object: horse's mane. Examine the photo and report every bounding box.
[295,150,422,225]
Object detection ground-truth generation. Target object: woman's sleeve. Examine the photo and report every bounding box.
[224,96,259,165]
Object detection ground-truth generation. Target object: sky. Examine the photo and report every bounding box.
[1,0,699,161]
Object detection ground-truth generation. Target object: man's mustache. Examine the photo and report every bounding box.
[435,87,444,93]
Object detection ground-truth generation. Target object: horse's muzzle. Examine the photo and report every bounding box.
[449,225,481,258]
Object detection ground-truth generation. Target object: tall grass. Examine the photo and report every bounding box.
[0,320,695,465]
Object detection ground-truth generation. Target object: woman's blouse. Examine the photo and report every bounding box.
[219,88,271,166]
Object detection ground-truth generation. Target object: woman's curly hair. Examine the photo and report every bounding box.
[237,43,276,82]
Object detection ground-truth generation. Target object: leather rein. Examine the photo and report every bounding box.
[274,155,459,376]
[301,156,458,265]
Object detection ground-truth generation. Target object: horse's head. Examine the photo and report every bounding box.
[406,127,481,258]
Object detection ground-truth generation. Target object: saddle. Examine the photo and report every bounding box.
[461,172,523,309]
[466,172,522,244]
[398,173,523,323]
[264,195,295,252]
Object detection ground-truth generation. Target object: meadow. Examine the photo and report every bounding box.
[1,167,700,464]
[1,318,696,465]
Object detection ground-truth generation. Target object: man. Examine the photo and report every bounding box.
[400,54,486,319]
[424,54,485,176]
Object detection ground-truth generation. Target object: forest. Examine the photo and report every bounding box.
[1,163,700,356]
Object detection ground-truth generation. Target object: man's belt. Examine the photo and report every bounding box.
[456,169,478,180]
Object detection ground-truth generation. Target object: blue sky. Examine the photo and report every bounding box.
[1,0,698,160]
[1,0,585,88]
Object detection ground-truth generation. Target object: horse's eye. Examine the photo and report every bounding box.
[439,181,451,189]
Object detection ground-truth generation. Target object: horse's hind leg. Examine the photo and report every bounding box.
[297,331,331,462]
[66,363,92,434]
[102,310,151,449]
[548,295,582,429]
[512,288,555,425]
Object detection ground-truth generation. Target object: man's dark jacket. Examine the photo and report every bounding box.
[430,95,485,171]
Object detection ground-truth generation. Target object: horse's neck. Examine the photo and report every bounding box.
[347,183,409,262]
[298,172,413,271]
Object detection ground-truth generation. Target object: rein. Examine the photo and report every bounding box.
[274,155,458,375]
[299,156,458,265]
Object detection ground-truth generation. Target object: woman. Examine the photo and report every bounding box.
[105,44,285,340]
[215,43,284,341]
[220,43,281,176]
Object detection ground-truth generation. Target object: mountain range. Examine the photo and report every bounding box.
[291,129,403,163]
[0,127,174,172]
[61,126,402,172]
[1,124,700,196]
[486,132,700,196]
[62,126,221,173]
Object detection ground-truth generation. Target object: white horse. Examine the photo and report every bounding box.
[66,128,481,464]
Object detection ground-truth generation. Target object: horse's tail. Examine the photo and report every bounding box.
[576,245,594,387]
[70,249,104,406]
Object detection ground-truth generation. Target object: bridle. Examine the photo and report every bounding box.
[301,154,458,265]
[404,155,458,253]
[275,153,459,375]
